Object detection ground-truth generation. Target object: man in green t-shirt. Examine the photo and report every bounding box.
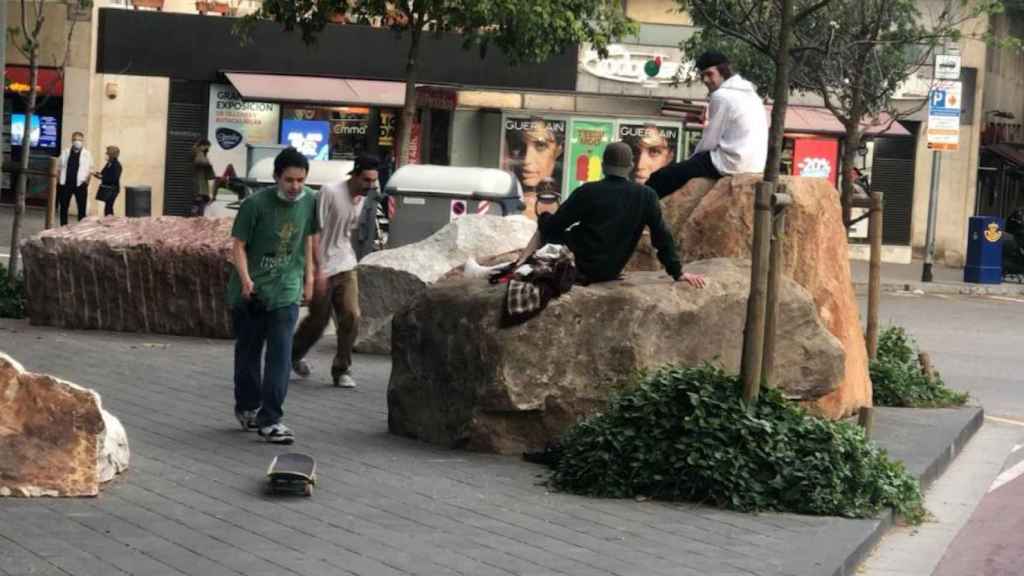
[228,147,320,444]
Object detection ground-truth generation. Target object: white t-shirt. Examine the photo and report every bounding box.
[693,74,769,175]
[317,180,364,276]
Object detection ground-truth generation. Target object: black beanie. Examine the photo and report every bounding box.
[695,50,730,71]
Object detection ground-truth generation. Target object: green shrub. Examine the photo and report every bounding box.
[549,365,925,522]
[871,326,968,408]
[0,265,25,319]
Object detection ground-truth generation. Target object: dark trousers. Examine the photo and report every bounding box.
[646,151,722,199]
[292,270,360,380]
[233,303,299,427]
[103,192,118,216]
[57,184,88,226]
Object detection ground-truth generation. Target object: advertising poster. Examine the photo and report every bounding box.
[617,123,681,185]
[567,119,615,194]
[207,84,280,174]
[11,114,59,148]
[502,116,566,218]
[281,119,331,160]
[792,138,839,185]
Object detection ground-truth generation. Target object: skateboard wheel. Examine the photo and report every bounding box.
[304,484,313,497]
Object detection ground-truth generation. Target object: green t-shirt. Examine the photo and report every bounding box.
[227,186,320,310]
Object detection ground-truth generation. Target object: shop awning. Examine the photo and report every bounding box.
[223,72,406,107]
[772,105,911,137]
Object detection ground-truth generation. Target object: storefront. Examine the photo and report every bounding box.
[2,65,64,206]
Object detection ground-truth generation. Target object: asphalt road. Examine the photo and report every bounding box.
[859,292,1024,576]
[859,291,1024,422]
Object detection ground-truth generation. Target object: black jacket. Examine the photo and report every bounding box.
[538,175,682,282]
[100,159,122,189]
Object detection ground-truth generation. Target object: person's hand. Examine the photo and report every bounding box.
[241,277,256,301]
[314,274,328,298]
[302,278,314,305]
[679,272,707,289]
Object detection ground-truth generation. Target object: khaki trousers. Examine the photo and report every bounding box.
[292,269,360,378]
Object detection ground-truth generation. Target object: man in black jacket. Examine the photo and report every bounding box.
[535,142,706,287]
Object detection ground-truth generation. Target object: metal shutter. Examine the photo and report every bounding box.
[163,80,208,216]
[872,135,917,245]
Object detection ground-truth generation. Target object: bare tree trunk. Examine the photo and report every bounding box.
[8,55,37,281]
[396,25,422,168]
[763,0,795,184]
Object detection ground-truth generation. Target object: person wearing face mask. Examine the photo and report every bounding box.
[57,131,93,225]
[290,155,380,389]
[227,147,320,444]
[92,146,123,216]
[646,51,768,198]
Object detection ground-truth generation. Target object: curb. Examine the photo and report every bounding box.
[854,282,1024,296]
[836,407,985,576]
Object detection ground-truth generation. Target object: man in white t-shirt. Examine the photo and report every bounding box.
[291,155,379,388]
[647,51,768,198]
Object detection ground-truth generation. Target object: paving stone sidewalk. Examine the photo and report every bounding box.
[0,320,980,576]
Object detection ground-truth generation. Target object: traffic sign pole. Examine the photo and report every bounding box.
[922,151,941,282]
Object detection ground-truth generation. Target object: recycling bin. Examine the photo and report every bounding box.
[964,215,1004,284]
[383,165,525,248]
[125,185,151,217]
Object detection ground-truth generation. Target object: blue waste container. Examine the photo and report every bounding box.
[964,216,1004,284]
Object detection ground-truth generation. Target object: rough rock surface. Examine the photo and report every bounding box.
[388,258,844,454]
[629,176,871,418]
[356,215,536,354]
[20,217,234,338]
[0,352,129,497]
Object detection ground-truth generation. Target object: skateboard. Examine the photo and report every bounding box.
[266,452,316,497]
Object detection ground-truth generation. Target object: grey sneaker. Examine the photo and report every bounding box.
[235,409,260,431]
[292,359,312,378]
[333,372,357,389]
[258,423,295,444]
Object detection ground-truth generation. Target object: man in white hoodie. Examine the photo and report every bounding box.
[647,51,768,198]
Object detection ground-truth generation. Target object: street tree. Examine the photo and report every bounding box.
[247,0,635,168]
[6,0,90,281]
[682,0,1015,224]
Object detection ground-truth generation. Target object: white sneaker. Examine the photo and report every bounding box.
[235,409,260,431]
[334,372,357,389]
[258,423,295,444]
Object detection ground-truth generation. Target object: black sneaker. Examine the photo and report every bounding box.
[292,359,312,378]
[258,423,295,445]
[235,409,260,431]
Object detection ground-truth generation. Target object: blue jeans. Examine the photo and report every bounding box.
[232,303,299,428]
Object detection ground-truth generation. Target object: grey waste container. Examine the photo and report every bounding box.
[125,185,151,217]
[383,165,524,248]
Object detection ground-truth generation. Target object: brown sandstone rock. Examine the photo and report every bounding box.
[629,175,871,418]
[20,217,234,338]
[388,258,844,454]
[0,353,129,497]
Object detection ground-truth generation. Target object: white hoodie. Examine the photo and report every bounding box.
[693,74,768,175]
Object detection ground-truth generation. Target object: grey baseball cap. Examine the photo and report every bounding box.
[603,142,633,178]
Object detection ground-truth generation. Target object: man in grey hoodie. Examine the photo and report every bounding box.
[647,51,768,198]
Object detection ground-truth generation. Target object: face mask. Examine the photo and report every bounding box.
[72,141,83,151]
[277,188,305,203]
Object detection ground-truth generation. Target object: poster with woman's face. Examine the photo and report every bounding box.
[618,123,681,185]
[503,117,566,217]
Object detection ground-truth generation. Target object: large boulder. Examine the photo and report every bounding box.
[20,217,234,338]
[629,176,871,419]
[356,215,535,353]
[388,258,844,454]
[0,353,129,497]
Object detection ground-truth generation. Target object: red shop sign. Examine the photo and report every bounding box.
[4,66,64,97]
